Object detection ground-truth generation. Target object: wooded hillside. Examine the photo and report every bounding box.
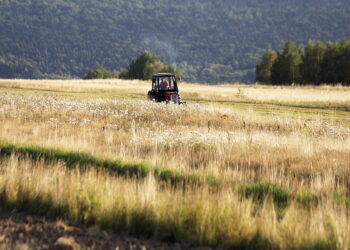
[0,0,349,83]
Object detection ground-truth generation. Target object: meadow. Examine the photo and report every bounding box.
[0,79,350,249]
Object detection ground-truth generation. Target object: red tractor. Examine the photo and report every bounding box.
[147,73,183,104]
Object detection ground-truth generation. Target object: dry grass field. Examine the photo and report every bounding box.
[0,79,350,249]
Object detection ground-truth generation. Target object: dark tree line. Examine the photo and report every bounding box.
[256,40,350,85]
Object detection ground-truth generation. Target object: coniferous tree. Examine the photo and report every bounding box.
[301,41,326,85]
[270,53,284,85]
[339,40,350,85]
[271,41,302,85]
[256,50,278,84]
[320,42,342,84]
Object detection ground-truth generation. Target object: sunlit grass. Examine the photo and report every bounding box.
[0,79,349,248]
[1,156,350,249]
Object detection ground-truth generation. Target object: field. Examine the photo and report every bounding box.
[0,79,350,249]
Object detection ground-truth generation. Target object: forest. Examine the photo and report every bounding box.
[0,0,350,83]
[256,40,350,85]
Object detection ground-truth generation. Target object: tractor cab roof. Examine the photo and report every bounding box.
[152,73,176,78]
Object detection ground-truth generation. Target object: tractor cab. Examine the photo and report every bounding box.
[147,73,182,104]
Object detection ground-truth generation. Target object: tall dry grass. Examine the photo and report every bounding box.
[1,79,350,106]
[1,156,350,249]
[0,79,349,248]
[0,93,349,191]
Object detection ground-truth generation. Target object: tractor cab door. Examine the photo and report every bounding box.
[172,76,178,92]
[152,77,158,91]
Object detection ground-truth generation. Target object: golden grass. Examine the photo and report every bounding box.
[0,92,349,187]
[1,156,350,249]
[1,79,350,104]
[0,79,350,248]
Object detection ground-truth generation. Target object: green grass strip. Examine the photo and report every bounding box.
[0,142,323,209]
[238,182,320,209]
[0,143,149,177]
[0,142,222,188]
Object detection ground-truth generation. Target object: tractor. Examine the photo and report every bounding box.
[147,73,183,104]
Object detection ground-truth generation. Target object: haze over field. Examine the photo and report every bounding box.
[1,0,350,82]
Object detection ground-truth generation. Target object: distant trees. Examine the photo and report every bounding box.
[256,40,350,85]
[119,51,180,80]
[83,51,180,80]
[83,67,117,79]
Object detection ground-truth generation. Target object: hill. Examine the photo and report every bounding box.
[0,0,350,83]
